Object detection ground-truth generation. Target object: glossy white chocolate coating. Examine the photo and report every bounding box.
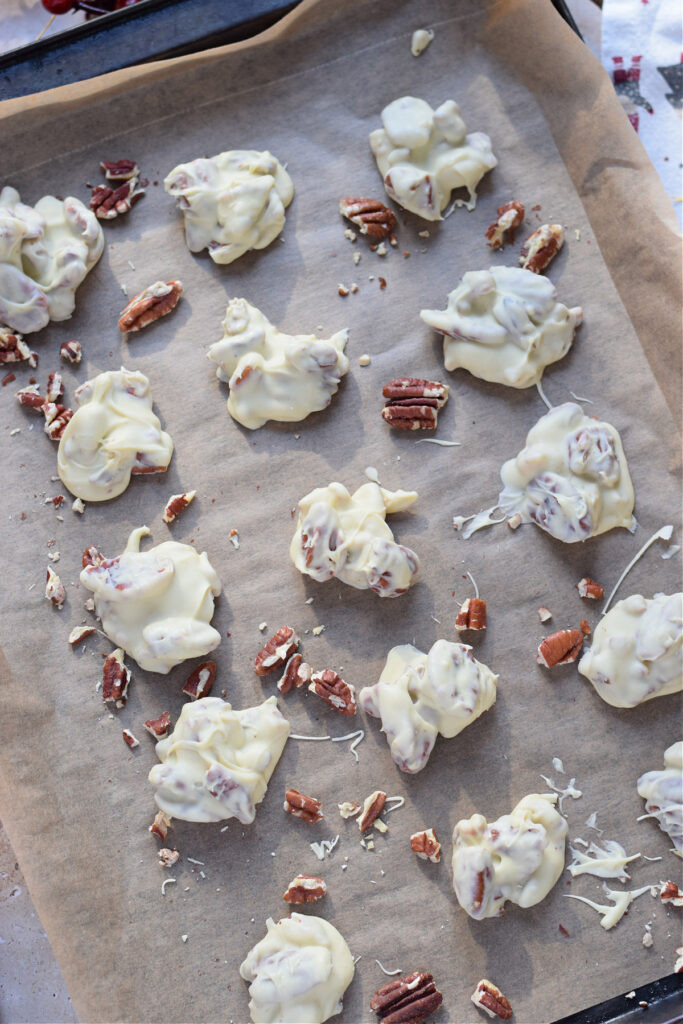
[452,793,567,919]
[207,298,349,429]
[579,593,682,708]
[289,481,419,598]
[80,526,221,673]
[0,186,103,334]
[498,402,635,542]
[359,640,497,773]
[149,696,289,824]
[164,150,293,265]
[369,97,496,220]
[420,266,582,388]
[57,368,173,501]
[637,742,683,856]
[239,913,354,1024]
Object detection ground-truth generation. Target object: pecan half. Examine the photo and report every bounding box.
[183,661,215,700]
[158,847,180,868]
[471,979,513,1020]
[277,653,311,694]
[100,159,139,181]
[102,648,130,708]
[520,223,564,273]
[410,828,441,863]
[16,384,45,410]
[382,377,449,431]
[339,197,397,241]
[536,628,584,668]
[45,567,65,609]
[283,874,327,904]
[68,625,96,645]
[122,728,139,749]
[577,576,604,600]
[149,810,172,841]
[660,881,683,906]
[485,200,525,248]
[370,971,443,1023]
[455,597,487,632]
[358,790,387,832]
[309,669,357,715]
[0,327,37,367]
[284,788,323,824]
[46,371,63,403]
[118,280,183,333]
[162,490,196,524]
[254,626,299,676]
[90,176,145,220]
[43,403,73,440]
[144,711,171,739]
[59,340,82,364]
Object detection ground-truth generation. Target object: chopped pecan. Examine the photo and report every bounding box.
[660,881,683,906]
[536,628,584,668]
[68,625,96,645]
[16,384,45,409]
[144,711,172,739]
[162,490,196,524]
[277,653,311,694]
[339,197,397,241]
[90,177,145,220]
[358,790,387,832]
[338,801,361,819]
[183,660,215,700]
[0,327,37,368]
[45,567,65,609]
[471,979,513,1020]
[309,669,357,715]
[580,618,591,635]
[410,828,441,863]
[254,626,299,676]
[283,874,327,904]
[149,810,172,841]
[381,377,449,430]
[158,847,180,867]
[538,606,552,623]
[370,971,443,1023]
[100,159,139,181]
[102,648,130,708]
[520,223,564,273]
[577,576,604,600]
[1,372,15,386]
[82,544,103,568]
[118,280,183,333]
[59,340,82,364]
[455,597,487,632]
[43,403,73,440]
[284,788,323,824]
[507,512,522,530]
[122,728,139,749]
[485,200,525,248]
[46,371,63,403]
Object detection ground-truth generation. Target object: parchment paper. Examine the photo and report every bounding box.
[0,1,681,1021]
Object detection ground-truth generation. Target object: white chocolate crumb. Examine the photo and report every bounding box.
[312,625,325,636]
[181,935,188,943]
[258,622,268,632]
[353,252,361,265]
[161,878,176,895]
[358,354,372,366]
[72,498,85,514]
[418,230,430,238]
[552,757,565,774]
[344,228,357,242]
[538,607,552,623]
[376,242,387,257]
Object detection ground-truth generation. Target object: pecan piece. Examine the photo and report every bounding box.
[162,490,196,524]
[68,625,96,645]
[382,377,449,430]
[59,340,82,364]
[455,597,487,632]
[283,874,327,904]
[370,971,443,1023]
[358,790,387,832]
[183,660,215,700]
[158,847,180,868]
[580,618,591,635]
[339,197,397,241]
[144,711,172,739]
[45,567,65,609]
[520,223,564,273]
[118,280,183,333]
[82,544,103,568]
[485,200,525,248]
[43,403,73,440]
[660,881,683,906]
[149,810,172,841]
[0,327,37,367]
[471,979,513,1020]
[46,371,63,403]
[122,728,139,749]
[254,626,299,676]
[90,176,145,220]
[1,372,15,386]
[284,788,323,823]
[100,159,139,181]
[338,801,361,819]
[536,628,584,668]
[16,384,45,410]
[277,653,311,694]
[577,576,604,600]
[102,648,130,708]
[410,828,441,863]
[309,669,357,715]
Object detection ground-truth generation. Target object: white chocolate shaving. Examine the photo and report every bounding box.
[552,757,565,774]
[568,840,641,881]
[637,742,683,857]
[539,775,582,813]
[410,28,434,56]
[310,836,340,861]
[565,883,652,930]
[601,526,675,614]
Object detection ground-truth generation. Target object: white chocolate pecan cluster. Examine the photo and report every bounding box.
[164,150,293,265]
[239,913,354,1024]
[579,593,682,708]
[359,640,498,773]
[497,402,635,542]
[57,368,174,501]
[80,526,221,673]
[207,298,349,429]
[637,742,683,856]
[148,696,290,824]
[420,266,582,389]
[0,186,103,334]
[289,481,419,598]
[452,793,567,919]
[369,96,496,220]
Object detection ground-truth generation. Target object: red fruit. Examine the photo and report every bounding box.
[42,0,75,12]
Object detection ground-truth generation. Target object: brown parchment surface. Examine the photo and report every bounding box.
[0,1,681,1022]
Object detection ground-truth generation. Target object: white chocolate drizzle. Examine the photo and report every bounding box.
[565,883,652,930]
[601,525,674,613]
[568,840,641,881]
[375,960,403,976]
[539,774,582,813]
